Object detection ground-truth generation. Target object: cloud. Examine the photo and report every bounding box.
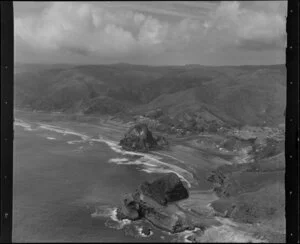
[205,1,286,51]
[97,1,216,20]
[15,2,195,59]
[14,1,286,65]
[14,3,137,57]
[15,2,208,61]
[138,17,168,46]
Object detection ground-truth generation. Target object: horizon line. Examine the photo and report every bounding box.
[14,61,285,68]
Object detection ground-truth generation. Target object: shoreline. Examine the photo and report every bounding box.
[13,109,285,242]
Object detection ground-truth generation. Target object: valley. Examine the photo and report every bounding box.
[13,63,286,242]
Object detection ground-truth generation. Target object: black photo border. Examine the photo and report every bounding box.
[0,0,299,243]
[285,0,299,243]
[1,1,13,243]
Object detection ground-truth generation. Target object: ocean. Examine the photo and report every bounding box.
[12,112,265,243]
[12,113,197,242]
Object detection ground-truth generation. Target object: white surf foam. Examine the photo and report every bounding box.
[108,158,129,164]
[91,137,127,155]
[136,226,154,238]
[110,208,131,224]
[46,137,56,140]
[67,140,85,145]
[93,137,194,188]
[18,120,194,188]
[107,208,132,230]
[108,157,158,167]
[178,227,201,243]
[38,123,90,141]
[14,119,34,131]
[152,151,185,164]
[91,206,131,230]
[131,159,159,168]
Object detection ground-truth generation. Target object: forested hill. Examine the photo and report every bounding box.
[14,63,286,127]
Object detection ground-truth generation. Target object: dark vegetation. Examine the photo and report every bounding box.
[207,145,285,242]
[15,63,286,128]
[14,63,286,241]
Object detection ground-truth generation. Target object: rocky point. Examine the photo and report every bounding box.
[116,173,214,234]
[119,123,168,152]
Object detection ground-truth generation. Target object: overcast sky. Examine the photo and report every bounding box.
[14,1,287,66]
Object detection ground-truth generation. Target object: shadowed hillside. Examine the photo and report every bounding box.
[14,63,286,127]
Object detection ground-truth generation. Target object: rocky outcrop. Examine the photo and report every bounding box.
[116,173,212,233]
[119,123,168,152]
[117,193,140,220]
[206,170,240,198]
[140,173,189,206]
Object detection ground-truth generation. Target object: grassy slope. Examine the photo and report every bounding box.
[209,149,285,242]
[14,63,286,241]
[14,63,286,127]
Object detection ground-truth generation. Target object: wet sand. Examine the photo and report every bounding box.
[13,109,273,242]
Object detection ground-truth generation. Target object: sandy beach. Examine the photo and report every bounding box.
[13,109,284,242]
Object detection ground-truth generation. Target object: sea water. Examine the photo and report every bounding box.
[13,113,264,243]
[13,115,191,242]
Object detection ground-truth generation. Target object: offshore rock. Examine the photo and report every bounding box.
[116,193,140,220]
[119,123,168,152]
[116,173,206,233]
[140,173,189,206]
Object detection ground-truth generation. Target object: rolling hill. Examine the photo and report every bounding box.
[14,63,286,127]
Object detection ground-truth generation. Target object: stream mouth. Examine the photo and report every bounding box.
[13,113,283,243]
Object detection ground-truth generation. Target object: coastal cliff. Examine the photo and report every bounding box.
[116,173,218,234]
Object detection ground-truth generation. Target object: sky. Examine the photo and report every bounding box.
[14,1,287,66]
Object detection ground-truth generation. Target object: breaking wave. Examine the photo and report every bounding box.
[92,207,131,230]
[46,137,56,140]
[38,123,90,141]
[108,157,158,167]
[136,226,154,238]
[15,119,195,188]
[93,137,194,188]
[174,227,202,243]
[14,119,35,131]
[67,140,86,145]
